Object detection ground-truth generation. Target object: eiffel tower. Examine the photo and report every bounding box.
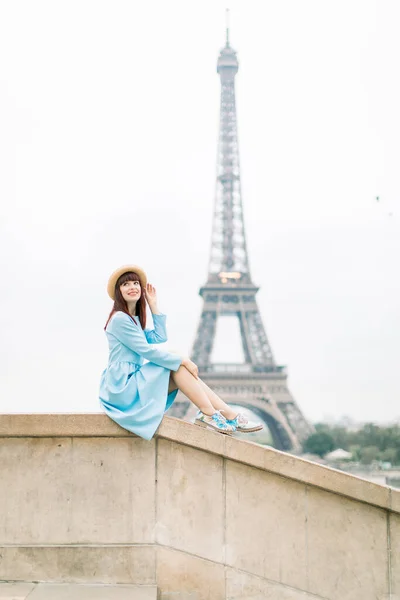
[169,21,313,452]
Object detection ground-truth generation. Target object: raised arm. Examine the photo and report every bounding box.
[143,313,168,344]
[108,312,182,371]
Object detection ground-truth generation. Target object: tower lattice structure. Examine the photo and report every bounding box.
[169,25,313,451]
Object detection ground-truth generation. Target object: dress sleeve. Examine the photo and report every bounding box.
[109,312,182,371]
[143,313,168,344]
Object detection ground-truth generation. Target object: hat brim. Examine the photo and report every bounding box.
[107,264,148,300]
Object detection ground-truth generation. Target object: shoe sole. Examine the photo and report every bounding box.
[194,419,234,435]
[235,425,264,433]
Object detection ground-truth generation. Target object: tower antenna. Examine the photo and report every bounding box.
[226,8,230,46]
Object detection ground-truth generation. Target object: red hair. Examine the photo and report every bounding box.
[104,271,147,330]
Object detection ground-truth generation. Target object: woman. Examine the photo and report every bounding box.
[99,264,263,440]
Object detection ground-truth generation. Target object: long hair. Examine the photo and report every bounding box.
[104,271,147,330]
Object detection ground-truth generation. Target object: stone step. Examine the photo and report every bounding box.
[0,583,159,600]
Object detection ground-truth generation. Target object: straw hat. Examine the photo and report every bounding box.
[107,264,148,300]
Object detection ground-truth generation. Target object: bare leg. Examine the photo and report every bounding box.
[169,369,239,419]
[169,367,216,416]
[168,375,178,395]
[198,379,238,420]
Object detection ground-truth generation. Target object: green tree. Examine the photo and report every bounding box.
[349,444,361,461]
[360,445,380,465]
[304,432,335,457]
[310,422,400,465]
[379,448,397,463]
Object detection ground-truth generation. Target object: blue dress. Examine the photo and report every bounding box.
[99,311,182,440]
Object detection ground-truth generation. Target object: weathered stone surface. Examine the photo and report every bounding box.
[225,460,307,590]
[0,413,128,437]
[391,486,400,513]
[157,417,226,457]
[0,583,35,599]
[2,415,397,515]
[391,513,400,596]
[0,437,155,544]
[306,486,389,600]
[156,440,224,562]
[223,435,392,511]
[0,546,156,584]
[0,414,399,599]
[26,584,159,599]
[226,568,324,599]
[0,437,72,543]
[156,546,224,600]
[69,437,156,543]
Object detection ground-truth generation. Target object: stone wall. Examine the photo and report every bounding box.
[0,414,399,600]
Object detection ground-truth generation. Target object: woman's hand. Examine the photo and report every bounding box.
[145,283,158,311]
[182,357,199,380]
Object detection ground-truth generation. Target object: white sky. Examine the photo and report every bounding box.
[0,0,399,424]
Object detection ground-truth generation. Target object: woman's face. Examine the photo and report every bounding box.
[120,279,142,304]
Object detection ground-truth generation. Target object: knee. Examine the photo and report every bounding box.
[172,365,185,378]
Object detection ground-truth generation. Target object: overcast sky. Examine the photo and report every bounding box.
[0,0,399,424]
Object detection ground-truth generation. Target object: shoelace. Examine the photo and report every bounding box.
[237,414,248,425]
[199,410,234,428]
[226,413,247,425]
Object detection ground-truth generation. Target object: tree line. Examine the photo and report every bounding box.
[303,422,400,464]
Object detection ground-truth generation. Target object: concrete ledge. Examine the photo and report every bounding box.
[158,416,399,513]
[1,414,398,514]
[0,414,127,438]
[1,413,398,599]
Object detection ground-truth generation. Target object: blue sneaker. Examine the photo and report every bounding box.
[194,410,235,434]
